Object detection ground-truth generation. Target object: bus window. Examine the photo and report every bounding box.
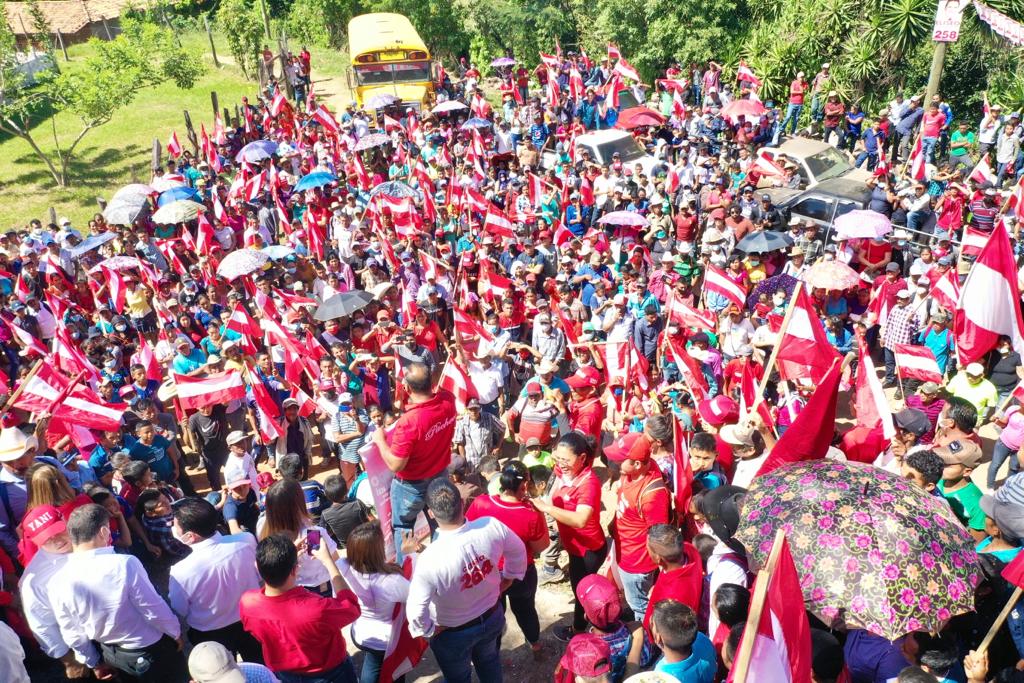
[392,62,431,83]
[355,63,394,85]
[355,61,432,86]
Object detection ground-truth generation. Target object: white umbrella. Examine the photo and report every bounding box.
[216,248,269,280]
[832,210,892,240]
[432,100,468,114]
[151,200,204,225]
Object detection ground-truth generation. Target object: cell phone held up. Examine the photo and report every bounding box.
[306,529,321,555]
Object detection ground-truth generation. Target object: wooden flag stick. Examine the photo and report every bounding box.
[731,528,787,683]
[0,359,45,417]
[977,585,1024,656]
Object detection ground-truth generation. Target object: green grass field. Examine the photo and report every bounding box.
[0,31,348,230]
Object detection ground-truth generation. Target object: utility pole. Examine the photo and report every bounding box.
[258,0,272,42]
[925,41,947,104]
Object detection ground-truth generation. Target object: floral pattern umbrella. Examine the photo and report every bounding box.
[216,248,269,281]
[736,460,982,641]
[803,260,862,291]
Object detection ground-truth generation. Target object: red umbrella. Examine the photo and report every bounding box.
[614,106,667,130]
[722,99,766,119]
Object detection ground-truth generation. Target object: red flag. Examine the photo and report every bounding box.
[893,344,944,384]
[569,67,585,101]
[14,364,124,431]
[380,557,429,681]
[960,226,992,258]
[172,371,247,410]
[727,536,812,683]
[970,153,998,186]
[226,303,262,338]
[929,268,960,311]
[101,266,127,313]
[167,131,183,158]
[196,213,217,256]
[703,265,747,311]
[739,359,774,431]
[453,308,495,344]
[311,105,340,135]
[538,52,560,69]
[613,58,641,83]
[909,134,927,181]
[736,61,762,88]
[671,416,693,517]
[479,263,512,299]
[436,360,476,413]
[853,338,896,438]
[776,288,841,383]
[483,206,516,238]
[606,43,621,61]
[270,88,288,117]
[135,336,163,382]
[666,297,716,331]
[955,219,1024,363]
[755,359,841,477]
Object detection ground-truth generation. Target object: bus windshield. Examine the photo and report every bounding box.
[355,61,431,86]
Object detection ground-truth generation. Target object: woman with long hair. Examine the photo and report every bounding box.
[20,463,92,565]
[532,430,607,641]
[258,478,338,595]
[336,522,410,683]
[466,460,549,656]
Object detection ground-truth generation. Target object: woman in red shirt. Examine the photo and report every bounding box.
[412,309,443,356]
[533,431,607,639]
[465,461,548,654]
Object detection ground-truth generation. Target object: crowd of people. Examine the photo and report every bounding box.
[2,37,1024,683]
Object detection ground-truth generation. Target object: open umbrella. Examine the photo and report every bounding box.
[747,273,799,308]
[150,175,186,192]
[110,183,155,203]
[293,171,337,192]
[803,260,862,291]
[353,133,390,151]
[461,117,492,130]
[67,232,118,259]
[216,248,269,280]
[735,230,794,253]
[722,99,766,119]
[833,210,892,240]
[102,199,148,226]
[366,93,399,109]
[157,186,200,206]
[313,290,375,321]
[151,200,204,225]
[432,100,468,114]
[736,460,982,640]
[236,139,278,164]
[490,57,516,67]
[615,106,667,130]
[369,180,419,199]
[597,211,650,228]
[88,256,143,274]
[262,245,296,260]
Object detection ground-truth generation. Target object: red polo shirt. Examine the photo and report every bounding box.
[393,390,457,481]
[466,494,547,555]
[615,470,670,573]
[551,468,606,556]
[570,397,604,442]
[642,542,703,634]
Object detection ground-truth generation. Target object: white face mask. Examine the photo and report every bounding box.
[916,286,927,294]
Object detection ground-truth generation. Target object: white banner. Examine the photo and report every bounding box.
[974,0,1024,45]
[359,430,430,562]
[933,0,970,42]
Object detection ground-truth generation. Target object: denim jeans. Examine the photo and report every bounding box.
[855,151,878,170]
[390,474,446,563]
[883,348,897,385]
[782,104,803,135]
[618,567,657,621]
[989,439,1021,489]
[276,658,357,683]
[922,136,938,162]
[430,604,505,683]
[355,644,404,683]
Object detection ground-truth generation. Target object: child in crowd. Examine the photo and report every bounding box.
[478,455,502,495]
[278,453,329,522]
[689,433,726,490]
[135,489,191,563]
[575,574,653,683]
[449,463,483,508]
[900,450,945,495]
[650,599,717,683]
[223,430,260,488]
[320,474,370,548]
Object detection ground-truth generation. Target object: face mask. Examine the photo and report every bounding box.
[171,525,184,542]
[339,404,352,412]
[1001,346,1011,355]
[613,387,624,396]
[489,325,500,334]
[916,286,927,294]
[104,361,116,370]
[749,260,760,267]
[773,295,786,306]
[115,324,128,333]
[668,326,679,335]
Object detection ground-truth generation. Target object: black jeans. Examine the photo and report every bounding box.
[100,635,187,683]
[188,620,263,664]
[568,541,609,631]
[501,564,540,644]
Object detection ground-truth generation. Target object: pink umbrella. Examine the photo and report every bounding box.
[597,211,649,228]
[803,260,861,290]
[722,99,766,119]
[832,210,892,240]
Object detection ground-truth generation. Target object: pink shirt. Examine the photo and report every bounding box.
[923,111,945,138]
[1001,406,1024,450]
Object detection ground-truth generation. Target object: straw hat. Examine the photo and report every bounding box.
[0,427,38,462]
[157,379,178,402]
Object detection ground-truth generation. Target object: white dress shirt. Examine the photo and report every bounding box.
[336,559,410,649]
[407,517,527,638]
[168,532,261,632]
[19,548,70,658]
[51,547,180,667]
[0,621,29,683]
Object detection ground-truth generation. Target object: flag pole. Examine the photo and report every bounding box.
[0,359,45,417]
[731,528,787,683]
[976,585,1024,656]
[754,281,804,406]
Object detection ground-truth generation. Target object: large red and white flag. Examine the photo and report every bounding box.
[166,131,182,159]
[853,339,896,438]
[14,364,124,431]
[736,61,762,87]
[101,266,127,313]
[479,264,512,299]
[310,105,339,135]
[603,341,650,390]
[613,58,641,83]
[776,288,841,383]
[538,52,560,69]
[753,152,786,178]
[666,296,717,331]
[453,308,495,344]
[606,43,621,61]
[909,135,927,181]
[5,319,47,357]
[270,88,288,117]
[568,67,585,101]
[172,371,246,410]
[671,416,694,518]
[961,226,993,258]
[483,206,517,238]
[893,344,944,384]
[727,536,812,683]
[436,360,476,413]
[703,265,748,311]
[134,335,163,383]
[379,556,429,681]
[929,268,960,311]
[970,153,999,186]
[955,219,1024,363]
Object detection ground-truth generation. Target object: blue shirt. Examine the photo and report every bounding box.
[844,629,911,683]
[128,435,175,483]
[654,632,716,683]
[862,127,882,154]
[921,327,955,374]
[172,348,208,375]
[529,123,550,149]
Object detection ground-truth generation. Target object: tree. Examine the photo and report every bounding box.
[286,0,358,49]
[216,0,263,79]
[0,18,204,187]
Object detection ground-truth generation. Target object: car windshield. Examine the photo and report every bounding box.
[592,136,646,164]
[355,61,431,86]
[805,147,853,182]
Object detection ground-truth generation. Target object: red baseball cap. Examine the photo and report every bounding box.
[565,366,601,390]
[697,395,739,427]
[559,633,613,678]
[525,381,543,395]
[576,574,622,628]
[604,432,652,463]
[23,505,66,546]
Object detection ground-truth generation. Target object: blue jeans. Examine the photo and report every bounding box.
[391,474,446,563]
[430,605,505,683]
[781,104,803,135]
[989,439,1021,489]
[354,644,404,683]
[922,136,938,162]
[855,151,878,170]
[275,658,357,683]
[618,567,657,621]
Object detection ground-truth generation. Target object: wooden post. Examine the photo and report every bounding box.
[159,6,181,47]
[976,585,1024,656]
[204,16,220,68]
[258,0,272,41]
[55,30,69,61]
[211,91,219,121]
[731,529,787,683]
[183,110,199,157]
[754,281,804,404]
[222,107,231,129]
[151,138,162,173]
[48,207,57,226]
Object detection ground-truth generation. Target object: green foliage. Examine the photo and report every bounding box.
[286,0,356,48]
[216,0,263,78]
[364,0,469,59]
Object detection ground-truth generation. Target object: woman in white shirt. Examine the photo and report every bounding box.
[257,479,338,596]
[336,522,411,683]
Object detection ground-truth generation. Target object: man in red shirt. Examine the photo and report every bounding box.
[643,524,703,635]
[240,534,361,681]
[781,71,808,136]
[566,366,604,443]
[372,362,457,560]
[604,433,670,621]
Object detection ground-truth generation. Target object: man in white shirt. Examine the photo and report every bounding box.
[51,504,187,682]
[407,479,527,683]
[168,498,263,662]
[18,505,88,679]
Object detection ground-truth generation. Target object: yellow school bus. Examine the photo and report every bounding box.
[347,13,434,111]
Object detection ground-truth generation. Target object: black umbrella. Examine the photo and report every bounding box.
[313,290,375,321]
[735,230,794,254]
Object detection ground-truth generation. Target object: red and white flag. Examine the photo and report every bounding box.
[5,319,47,357]
[14,364,124,432]
[606,43,621,61]
[928,268,960,311]
[603,341,650,390]
[379,556,429,681]
[893,344,944,384]
[909,135,927,181]
[853,339,896,438]
[613,57,641,83]
[101,266,127,313]
[453,308,495,343]
[776,288,841,383]
[483,206,517,238]
[436,360,477,413]
[969,153,999,186]
[568,67,585,101]
[672,88,686,119]
[538,52,560,69]
[955,218,1024,363]
[736,61,762,88]
[703,265,748,310]
[727,536,812,683]
[671,416,694,518]
[753,152,787,178]
[172,371,247,410]
[311,105,340,135]
[665,296,716,331]
[134,336,163,383]
[166,131,183,159]
[270,88,288,117]
[479,264,513,299]
[196,213,217,256]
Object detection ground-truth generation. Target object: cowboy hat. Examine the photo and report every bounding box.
[0,427,37,462]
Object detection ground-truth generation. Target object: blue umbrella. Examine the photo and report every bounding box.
[235,139,278,163]
[461,117,492,130]
[369,180,420,199]
[157,186,200,206]
[294,171,337,192]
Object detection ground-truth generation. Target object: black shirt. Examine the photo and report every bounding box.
[320,500,370,548]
